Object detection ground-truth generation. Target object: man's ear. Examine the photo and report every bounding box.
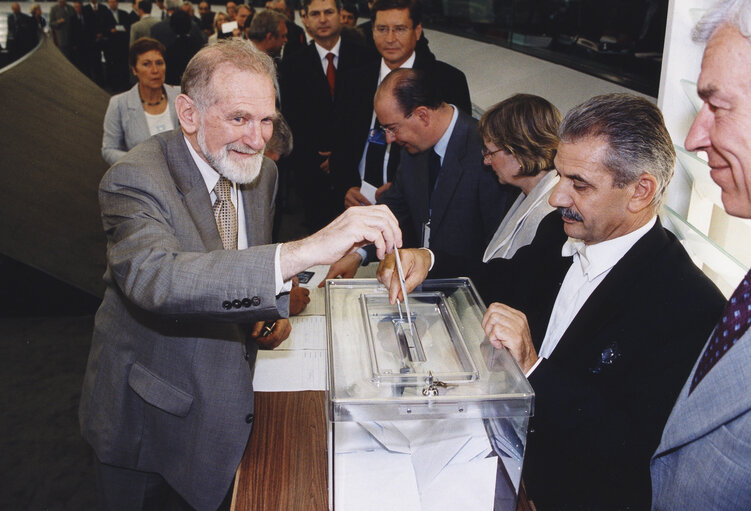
[414,22,422,41]
[175,93,199,134]
[627,173,658,213]
[413,105,431,126]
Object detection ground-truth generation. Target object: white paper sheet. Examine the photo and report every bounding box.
[360,180,378,205]
[252,349,327,391]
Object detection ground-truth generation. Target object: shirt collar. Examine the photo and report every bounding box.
[378,51,416,84]
[432,105,458,163]
[562,216,656,280]
[183,134,224,194]
[315,37,341,62]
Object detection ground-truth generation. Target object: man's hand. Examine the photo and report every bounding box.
[344,186,371,207]
[289,277,310,315]
[280,205,401,280]
[318,151,331,174]
[377,249,431,304]
[318,252,362,287]
[481,303,538,373]
[250,319,291,350]
[374,182,392,201]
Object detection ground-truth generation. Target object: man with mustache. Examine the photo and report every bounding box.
[79,40,402,511]
[378,93,725,509]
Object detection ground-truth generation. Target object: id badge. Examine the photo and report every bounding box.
[422,220,431,248]
[367,127,386,146]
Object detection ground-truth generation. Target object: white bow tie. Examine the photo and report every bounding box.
[562,238,591,276]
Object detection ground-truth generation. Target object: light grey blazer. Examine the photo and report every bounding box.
[651,327,751,509]
[80,128,288,511]
[101,82,180,165]
[482,170,558,261]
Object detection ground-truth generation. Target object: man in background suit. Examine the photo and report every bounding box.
[380,93,725,509]
[101,0,132,91]
[329,0,469,217]
[279,0,376,232]
[7,2,37,61]
[129,0,159,45]
[324,68,513,279]
[79,40,401,511]
[82,0,106,84]
[150,0,205,48]
[50,0,76,59]
[651,1,751,508]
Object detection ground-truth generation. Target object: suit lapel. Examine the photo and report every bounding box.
[428,111,469,232]
[126,86,150,141]
[552,221,669,360]
[162,129,223,251]
[655,326,751,455]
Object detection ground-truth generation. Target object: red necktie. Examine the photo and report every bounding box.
[325,52,336,98]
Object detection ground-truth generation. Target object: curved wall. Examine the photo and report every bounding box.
[0,35,110,297]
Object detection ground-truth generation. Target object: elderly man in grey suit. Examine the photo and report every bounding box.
[79,39,401,511]
[323,68,515,280]
[650,1,751,509]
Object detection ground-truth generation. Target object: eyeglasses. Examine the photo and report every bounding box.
[380,111,413,137]
[373,24,412,36]
[481,147,504,162]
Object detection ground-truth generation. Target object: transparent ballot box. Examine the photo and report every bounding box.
[325,278,534,511]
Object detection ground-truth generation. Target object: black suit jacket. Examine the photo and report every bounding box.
[473,213,726,509]
[279,38,376,183]
[372,110,515,261]
[329,51,471,205]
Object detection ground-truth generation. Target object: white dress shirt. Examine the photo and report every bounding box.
[314,37,341,75]
[184,136,290,294]
[526,216,657,376]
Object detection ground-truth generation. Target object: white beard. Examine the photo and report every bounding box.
[197,125,264,185]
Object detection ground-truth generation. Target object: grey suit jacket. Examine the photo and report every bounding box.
[375,109,515,261]
[101,82,180,165]
[129,15,159,46]
[80,128,288,511]
[651,327,751,510]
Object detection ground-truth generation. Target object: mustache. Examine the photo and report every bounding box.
[558,207,583,222]
[226,143,260,156]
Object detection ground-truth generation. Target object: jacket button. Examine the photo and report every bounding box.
[244,351,250,360]
[232,299,242,309]
[222,301,232,310]
[245,413,254,424]
[251,296,261,306]
[241,298,251,308]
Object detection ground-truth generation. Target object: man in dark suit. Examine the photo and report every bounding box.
[279,0,376,232]
[150,0,206,48]
[7,2,37,60]
[379,93,726,510]
[325,68,513,279]
[651,2,751,508]
[79,39,401,511]
[329,0,468,218]
[82,0,107,84]
[101,0,132,91]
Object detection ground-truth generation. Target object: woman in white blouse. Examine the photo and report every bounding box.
[480,94,562,261]
[101,37,180,165]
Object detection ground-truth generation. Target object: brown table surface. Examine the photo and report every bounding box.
[233,390,533,511]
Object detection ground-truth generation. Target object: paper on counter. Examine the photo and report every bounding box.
[282,315,326,350]
[252,349,327,391]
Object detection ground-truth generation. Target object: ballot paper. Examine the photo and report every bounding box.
[360,180,378,205]
[333,418,496,511]
[252,315,327,391]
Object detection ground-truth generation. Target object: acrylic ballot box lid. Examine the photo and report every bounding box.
[325,278,534,423]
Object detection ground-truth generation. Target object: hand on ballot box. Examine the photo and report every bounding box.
[290,277,310,315]
[318,252,362,288]
[481,303,538,373]
[250,319,291,350]
[377,248,431,304]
